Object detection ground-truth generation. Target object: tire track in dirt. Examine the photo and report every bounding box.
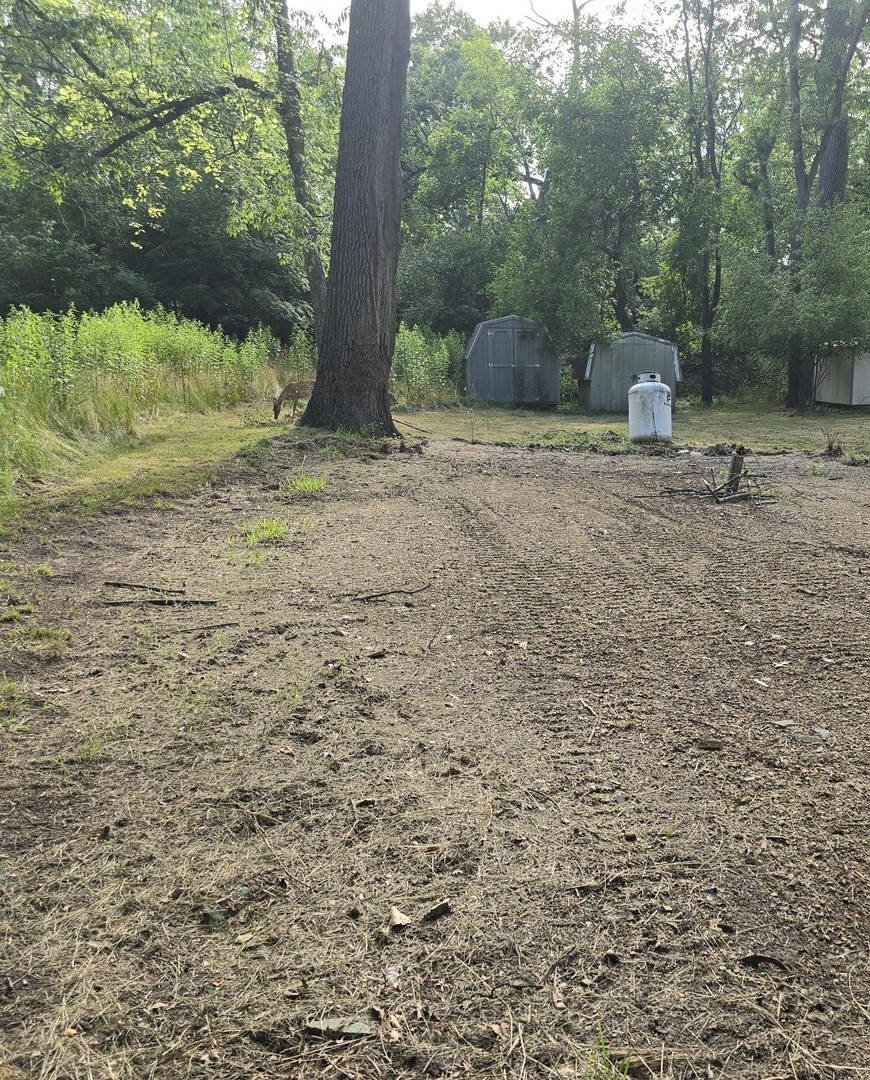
[3,441,869,1080]
[402,452,870,1060]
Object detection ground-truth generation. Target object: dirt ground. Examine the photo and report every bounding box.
[1,435,869,1080]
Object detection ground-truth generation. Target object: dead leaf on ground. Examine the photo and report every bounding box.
[388,906,411,931]
[422,899,452,922]
[303,1016,376,1040]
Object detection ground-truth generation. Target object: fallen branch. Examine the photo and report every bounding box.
[168,621,241,634]
[392,417,433,434]
[349,582,432,602]
[104,580,186,594]
[104,598,218,607]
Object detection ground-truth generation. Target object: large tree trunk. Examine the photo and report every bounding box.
[299,0,410,434]
[818,3,850,206]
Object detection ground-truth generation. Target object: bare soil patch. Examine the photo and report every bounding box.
[1,437,869,1079]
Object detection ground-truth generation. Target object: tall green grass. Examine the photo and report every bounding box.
[391,323,465,406]
[0,303,281,494]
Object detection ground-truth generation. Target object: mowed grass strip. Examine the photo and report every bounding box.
[0,406,283,529]
[401,402,870,455]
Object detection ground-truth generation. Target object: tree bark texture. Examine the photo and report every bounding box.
[299,0,410,435]
[682,0,723,405]
[817,4,850,206]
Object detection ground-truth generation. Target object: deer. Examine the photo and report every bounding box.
[273,379,316,421]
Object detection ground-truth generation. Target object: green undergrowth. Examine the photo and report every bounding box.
[0,407,285,531]
[0,409,417,534]
[0,303,286,497]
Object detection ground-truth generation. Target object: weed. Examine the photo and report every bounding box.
[1,601,34,623]
[247,551,266,568]
[284,473,327,496]
[244,518,289,546]
[31,565,54,578]
[0,673,21,718]
[296,516,314,535]
[78,730,103,761]
[809,462,823,476]
[0,304,282,500]
[13,625,72,658]
[584,1025,631,1078]
[821,427,844,457]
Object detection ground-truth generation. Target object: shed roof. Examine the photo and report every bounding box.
[464,315,541,358]
[585,332,682,382]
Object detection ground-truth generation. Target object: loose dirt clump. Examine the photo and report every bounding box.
[1,438,869,1079]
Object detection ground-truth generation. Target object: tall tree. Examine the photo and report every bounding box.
[783,0,868,404]
[674,0,740,404]
[492,23,675,349]
[299,0,411,434]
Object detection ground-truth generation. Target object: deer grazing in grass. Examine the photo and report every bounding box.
[273,379,316,421]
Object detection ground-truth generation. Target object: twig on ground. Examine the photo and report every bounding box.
[349,582,432,602]
[103,598,219,606]
[392,418,433,434]
[103,580,186,593]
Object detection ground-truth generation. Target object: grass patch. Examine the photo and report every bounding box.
[0,406,285,531]
[77,727,104,761]
[282,473,328,497]
[0,601,34,623]
[0,673,21,721]
[11,625,72,658]
[244,518,289,546]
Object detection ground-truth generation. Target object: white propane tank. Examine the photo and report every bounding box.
[628,371,672,443]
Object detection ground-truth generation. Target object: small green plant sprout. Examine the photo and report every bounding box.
[1,600,34,623]
[14,625,72,658]
[809,461,823,476]
[78,728,104,761]
[244,518,289,546]
[0,673,22,723]
[821,427,844,457]
[286,472,327,496]
[585,1024,631,1078]
[32,564,55,578]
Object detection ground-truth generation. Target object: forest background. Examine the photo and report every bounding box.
[1,0,869,435]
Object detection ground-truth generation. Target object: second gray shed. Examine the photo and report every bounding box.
[581,332,681,412]
[814,347,870,406]
[464,316,560,406]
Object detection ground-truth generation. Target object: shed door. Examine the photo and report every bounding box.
[514,329,541,403]
[487,328,514,402]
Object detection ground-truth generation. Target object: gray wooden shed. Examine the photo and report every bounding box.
[815,347,870,406]
[581,332,681,412]
[464,316,560,406]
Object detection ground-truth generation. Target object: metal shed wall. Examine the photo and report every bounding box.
[464,316,560,405]
[585,333,681,412]
[815,350,870,406]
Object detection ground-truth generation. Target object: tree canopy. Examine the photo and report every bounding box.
[2,0,869,405]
